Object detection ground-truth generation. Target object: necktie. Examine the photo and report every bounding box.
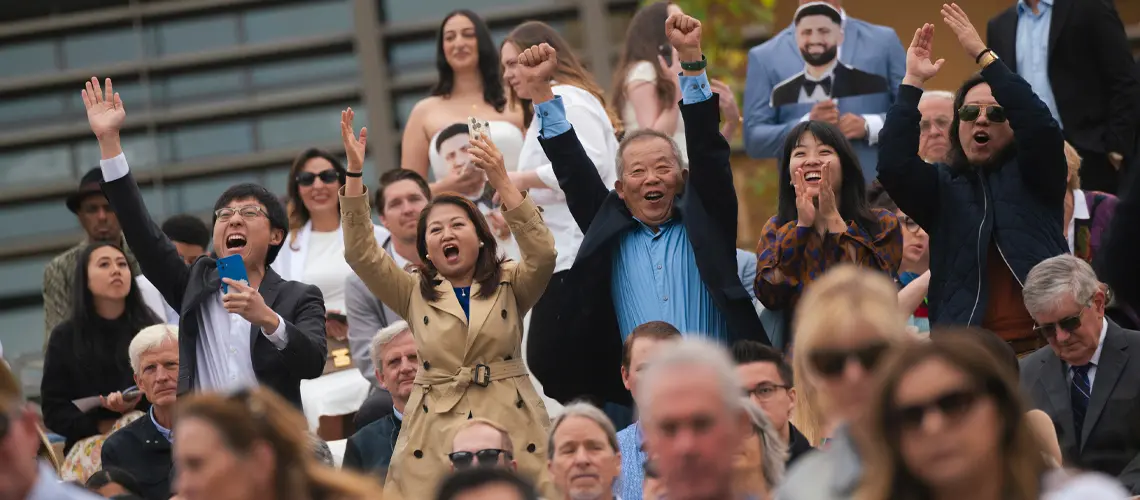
[1070,364,1092,440]
[804,76,833,97]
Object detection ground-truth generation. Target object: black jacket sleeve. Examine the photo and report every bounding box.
[876,84,942,230]
[538,128,611,233]
[40,324,99,442]
[279,283,328,381]
[681,94,739,245]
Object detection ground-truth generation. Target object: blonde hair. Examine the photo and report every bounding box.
[789,265,910,445]
[1064,141,1081,191]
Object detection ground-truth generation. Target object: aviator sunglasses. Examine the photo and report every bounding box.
[295,169,343,187]
[448,448,511,469]
[1033,310,1085,340]
[808,341,890,378]
[958,104,1007,123]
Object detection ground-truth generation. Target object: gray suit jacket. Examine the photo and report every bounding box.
[1020,320,1140,494]
[344,236,405,387]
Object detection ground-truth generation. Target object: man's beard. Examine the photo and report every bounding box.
[801,46,838,67]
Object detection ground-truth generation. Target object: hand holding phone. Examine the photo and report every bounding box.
[217,254,249,293]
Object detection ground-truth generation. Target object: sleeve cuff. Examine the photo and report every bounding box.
[100,153,130,182]
[262,313,288,349]
[503,193,542,228]
[339,186,373,228]
[863,114,885,145]
[679,73,713,105]
[898,85,924,106]
[536,97,571,139]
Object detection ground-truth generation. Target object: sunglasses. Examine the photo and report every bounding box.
[448,449,510,469]
[295,169,342,187]
[1033,310,1085,340]
[958,104,1007,123]
[808,341,890,378]
[891,389,981,431]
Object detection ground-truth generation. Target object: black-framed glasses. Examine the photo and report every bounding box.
[958,104,1007,123]
[448,449,511,469]
[890,388,981,431]
[215,205,268,222]
[919,116,951,134]
[898,215,921,234]
[295,169,342,187]
[807,341,890,378]
[1033,310,1086,340]
[744,382,791,401]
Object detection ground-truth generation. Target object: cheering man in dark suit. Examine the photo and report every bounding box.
[81,77,327,409]
[987,0,1140,194]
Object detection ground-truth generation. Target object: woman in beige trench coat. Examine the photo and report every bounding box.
[338,108,558,500]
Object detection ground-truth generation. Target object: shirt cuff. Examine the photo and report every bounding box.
[678,73,713,105]
[536,97,571,139]
[799,112,811,123]
[100,153,130,182]
[863,114,885,145]
[262,313,289,350]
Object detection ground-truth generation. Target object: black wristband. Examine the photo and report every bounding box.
[974,48,993,64]
[679,54,707,72]
[345,170,363,178]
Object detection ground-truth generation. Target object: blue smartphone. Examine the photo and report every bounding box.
[216,254,249,293]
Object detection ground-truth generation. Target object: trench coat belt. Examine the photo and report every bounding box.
[413,358,530,414]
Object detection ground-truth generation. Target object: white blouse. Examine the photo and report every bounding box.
[620,60,687,160]
[272,220,390,312]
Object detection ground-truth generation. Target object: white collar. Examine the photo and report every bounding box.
[1090,318,1108,367]
[805,60,839,81]
[1072,189,1090,221]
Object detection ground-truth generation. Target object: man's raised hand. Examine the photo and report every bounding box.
[665,13,702,62]
[517,43,558,101]
[941,3,986,61]
[82,77,125,140]
[904,23,945,87]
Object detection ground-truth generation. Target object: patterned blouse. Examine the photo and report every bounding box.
[755,208,903,312]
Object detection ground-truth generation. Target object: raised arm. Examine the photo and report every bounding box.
[82,77,190,308]
[876,24,947,229]
[340,109,417,319]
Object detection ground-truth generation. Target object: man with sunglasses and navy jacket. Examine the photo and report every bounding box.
[877,6,1068,355]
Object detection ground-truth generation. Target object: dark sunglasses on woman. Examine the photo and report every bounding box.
[808,341,891,378]
[295,169,342,187]
[448,448,511,469]
[958,104,1007,123]
[891,388,981,430]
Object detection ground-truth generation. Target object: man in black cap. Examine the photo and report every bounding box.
[42,167,140,345]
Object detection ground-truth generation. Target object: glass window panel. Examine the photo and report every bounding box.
[153,68,245,104]
[0,254,54,297]
[264,166,291,199]
[250,54,359,91]
[62,28,141,69]
[0,93,68,128]
[256,106,357,151]
[0,198,79,239]
[72,133,170,173]
[0,146,74,188]
[172,121,254,162]
[243,1,352,44]
[154,15,239,57]
[0,305,47,395]
[387,38,436,77]
[68,81,149,115]
[394,92,427,129]
[0,39,58,77]
[173,172,261,213]
[381,0,554,23]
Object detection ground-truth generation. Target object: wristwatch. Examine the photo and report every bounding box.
[976,49,999,69]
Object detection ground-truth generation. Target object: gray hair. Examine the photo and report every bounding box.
[1023,254,1102,317]
[919,90,955,103]
[547,401,619,460]
[636,337,743,422]
[614,128,685,179]
[310,432,334,466]
[128,324,179,373]
[369,320,411,374]
[741,397,787,488]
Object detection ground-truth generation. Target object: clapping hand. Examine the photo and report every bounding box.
[903,23,945,87]
[516,43,559,103]
[941,3,987,61]
[793,168,817,228]
[340,108,368,174]
[816,168,845,233]
[665,12,702,62]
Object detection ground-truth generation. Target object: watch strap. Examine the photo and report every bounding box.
[679,54,707,72]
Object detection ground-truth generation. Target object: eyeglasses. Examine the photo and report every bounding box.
[958,104,1007,123]
[295,169,342,187]
[898,215,921,234]
[448,449,511,469]
[890,389,981,431]
[1033,309,1086,340]
[215,205,268,222]
[919,116,951,134]
[807,341,890,378]
[744,382,791,401]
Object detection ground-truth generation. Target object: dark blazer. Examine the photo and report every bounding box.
[987,0,1140,158]
[769,63,890,108]
[526,95,769,408]
[101,172,327,408]
[342,413,401,480]
[101,414,173,500]
[1019,320,1140,493]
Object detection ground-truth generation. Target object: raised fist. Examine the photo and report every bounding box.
[665,13,702,57]
[516,43,559,90]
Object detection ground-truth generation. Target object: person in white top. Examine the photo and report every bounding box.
[613,1,741,158]
[500,20,622,342]
[401,9,525,195]
[272,149,389,344]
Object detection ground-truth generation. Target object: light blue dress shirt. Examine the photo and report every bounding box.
[149,406,173,443]
[535,72,729,341]
[614,422,646,500]
[1015,0,1063,128]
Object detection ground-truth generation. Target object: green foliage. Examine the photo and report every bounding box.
[659,0,776,89]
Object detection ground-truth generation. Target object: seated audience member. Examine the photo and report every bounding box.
[867,182,930,333]
[525,13,767,413]
[342,321,418,477]
[435,468,540,500]
[433,123,519,260]
[85,467,142,498]
[448,419,518,472]
[777,265,910,500]
[1019,255,1140,493]
[42,243,160,455]
[755,122,901,347]
[858,336,1131,500]
[547,403,621,500]
[161,215,210,266]
[614,321,681,500]
[83,77,327,407]
[636,337,751,500]
[916,90,954,164]
[173,388,382,500]
[732,340,813,466]
[877,9,1068,353]
[0,361,102,499]
[101,325,178,500]
[735,398,786,500]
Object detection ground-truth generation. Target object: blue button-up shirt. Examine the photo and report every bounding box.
[615,422,646,500]
[150,406,173,443]
[535,72,730,341]
[1015,0,1063,128]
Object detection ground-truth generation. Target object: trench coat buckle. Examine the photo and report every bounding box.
[472,364,491,387]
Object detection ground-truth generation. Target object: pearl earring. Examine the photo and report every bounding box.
[479,242,485,248]
[425,254,430,260]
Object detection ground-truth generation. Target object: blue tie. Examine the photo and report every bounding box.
[1070,364,1092,440]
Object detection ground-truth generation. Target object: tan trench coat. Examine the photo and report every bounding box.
[341,190,557,500]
